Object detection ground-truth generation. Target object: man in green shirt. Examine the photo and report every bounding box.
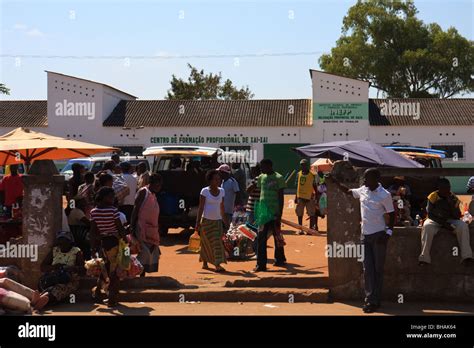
[248,158,287,272]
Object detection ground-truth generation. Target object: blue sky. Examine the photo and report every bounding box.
[1,0,472,100]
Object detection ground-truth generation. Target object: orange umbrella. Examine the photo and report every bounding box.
[311,158,333,173]
[0,127,118,166]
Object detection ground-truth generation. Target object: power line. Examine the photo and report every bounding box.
[0,51,323,60]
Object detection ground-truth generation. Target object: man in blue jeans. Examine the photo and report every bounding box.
[333,168,395,313]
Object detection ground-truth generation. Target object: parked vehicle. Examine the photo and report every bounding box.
[143,146,252,236]
[384,145,446,168]
[60,156,150,181]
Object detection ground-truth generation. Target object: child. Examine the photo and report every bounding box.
[89,187,127,307]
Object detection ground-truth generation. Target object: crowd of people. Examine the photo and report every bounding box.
[63,158,162,307]
[0,156,473,314]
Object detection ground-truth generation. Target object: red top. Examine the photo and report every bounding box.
[0,174,24,206]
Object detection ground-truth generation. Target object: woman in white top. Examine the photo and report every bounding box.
[195,170,229,272]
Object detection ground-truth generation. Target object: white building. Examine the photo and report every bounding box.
[1,70,472,191]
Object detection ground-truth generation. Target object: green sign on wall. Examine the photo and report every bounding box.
[314,103,368,121]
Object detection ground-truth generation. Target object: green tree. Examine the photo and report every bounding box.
[319,0,474,98]
[166,64,254,100]
[0,83,10,95]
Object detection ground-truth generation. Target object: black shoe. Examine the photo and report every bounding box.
[418,261,429,266]
[273,261,287,267]
[362,303,376,313]
[252,266,267,273]
[462,258,474,266]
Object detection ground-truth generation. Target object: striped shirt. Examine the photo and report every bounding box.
[90,206,120,236]
[467,176,474,190]
[246,178,261,213]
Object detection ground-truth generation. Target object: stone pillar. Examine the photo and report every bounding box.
[326,161,364,300]
[21,160,64,289]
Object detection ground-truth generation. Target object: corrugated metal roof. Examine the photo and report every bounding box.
[1,98,472,129]
[369,98,473,126]
[0,100,47,127]
[103,99,313,127]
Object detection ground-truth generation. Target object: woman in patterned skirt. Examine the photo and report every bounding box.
[195,170,229,272]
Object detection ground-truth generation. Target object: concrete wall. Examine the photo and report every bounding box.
[326,163,474,302]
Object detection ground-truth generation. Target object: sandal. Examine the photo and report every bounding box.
[103,298,118,307]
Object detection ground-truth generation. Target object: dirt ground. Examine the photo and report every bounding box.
[41,301,474,316]
[152,194,329,288]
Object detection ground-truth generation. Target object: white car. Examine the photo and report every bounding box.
[60,156,150,180]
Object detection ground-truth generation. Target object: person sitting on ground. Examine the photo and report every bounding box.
[294,159,318,235]
[130,173,163,276]
[419,178,473,266]
[0,273,49,314]
[39,231,85,307]
[89,187,128,307]
[68,196,92,260]
[195,170,229,272]
[77,171,95,218]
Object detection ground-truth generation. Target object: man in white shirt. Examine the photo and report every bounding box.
[333,168,395,313]
[118,161,137,223]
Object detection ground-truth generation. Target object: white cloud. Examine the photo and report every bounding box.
[155,51,172,58]
[13,23,44,38]
[13,23,28,30]
[26,28,44,37]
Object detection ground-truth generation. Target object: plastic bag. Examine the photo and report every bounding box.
[116,256,144,280]
[254,201,274,226]
[237,224,257,241]
[188,231,201,253]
